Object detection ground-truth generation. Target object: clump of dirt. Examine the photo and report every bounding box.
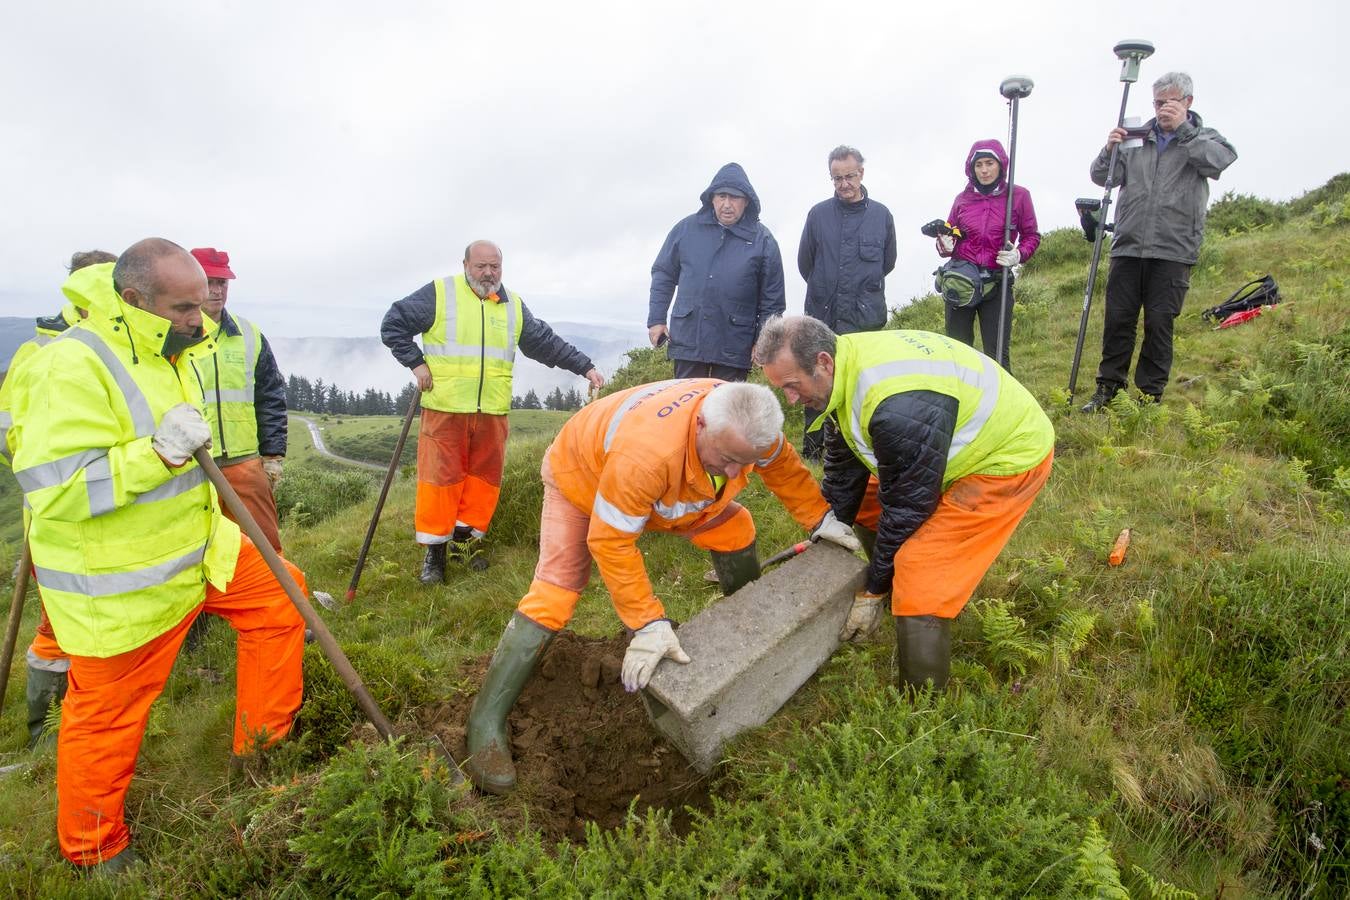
[423,630,712,843]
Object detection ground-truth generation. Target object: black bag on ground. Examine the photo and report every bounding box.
[934,259,1003,308]
[1200,275,1281,322]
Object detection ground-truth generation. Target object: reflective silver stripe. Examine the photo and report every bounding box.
[237,316,257,396]
[201,388,253,404]
[423,280,519,362]
[947,355,1001,460]
[755,434,785,467]
[26,648,71,673]
[35,546,205,597]
[34,334,54,347]
[61,328,157,437]
[415,531,453,544]
[593,493,648,533]
[421,344,515,361]
[15,448,108,492]
[0,411,10,463]
[603,380,682,451]
[85,456,116,517]
[135,467,206,504]
[653,497,714,520]
[849,357,1002,467]
[0,411,12,426]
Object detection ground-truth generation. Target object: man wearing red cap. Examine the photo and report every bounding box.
[189,248,288,552]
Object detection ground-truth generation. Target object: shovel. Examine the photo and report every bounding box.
[0,537,31,711]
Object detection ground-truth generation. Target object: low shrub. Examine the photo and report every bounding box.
[275,465,375,525]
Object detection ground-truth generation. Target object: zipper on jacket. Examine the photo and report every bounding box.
[476,300,486,413]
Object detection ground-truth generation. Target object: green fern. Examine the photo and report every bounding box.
[1131,864,1199,899]
[973,599,1045,676]
[1073,819,1129,899]
[1048,608,1097,671]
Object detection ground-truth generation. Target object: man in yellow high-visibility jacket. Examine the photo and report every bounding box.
[381,240,605,584]
[189,247,288,552]
[756,316,1054,692]
[9,238,306,873]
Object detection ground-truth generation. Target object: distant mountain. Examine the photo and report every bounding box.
[270,321,649,400]
[0,315,649,400]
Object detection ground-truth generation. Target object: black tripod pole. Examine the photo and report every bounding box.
[1067,39,1155,401]
[996,76,1033,370]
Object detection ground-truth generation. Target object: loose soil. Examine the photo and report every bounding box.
[423,630,714,843]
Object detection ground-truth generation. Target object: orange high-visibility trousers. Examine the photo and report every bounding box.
[219,456,282,552]
[56,535,306,866]
[517,459,756,631]
[415,409,509,543]
[854,452,1053,618]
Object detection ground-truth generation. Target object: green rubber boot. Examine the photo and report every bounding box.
[26,664,68,750]
[465,612,555,794]
[853,525,878,563]
[710,541,761,595]
[895,614,951,693]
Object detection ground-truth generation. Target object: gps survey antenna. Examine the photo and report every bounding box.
[1067,39,1155,402]
[995,75,1033,371]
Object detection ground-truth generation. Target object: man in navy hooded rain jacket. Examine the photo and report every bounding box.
[647,163,786,381]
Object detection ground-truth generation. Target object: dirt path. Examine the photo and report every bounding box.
[291,415,385,472]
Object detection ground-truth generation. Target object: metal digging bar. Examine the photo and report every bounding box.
[1067,38,1156,401]
[995,75,1034,370]
[346,393,420,602]
[0,538,32,711]
[194,447,464,782]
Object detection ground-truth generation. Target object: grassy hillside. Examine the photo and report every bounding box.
[0,176,1346,896]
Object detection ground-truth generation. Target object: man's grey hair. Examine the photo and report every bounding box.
[753,315,837,373]
[828,145,864,167]
[69,250,117,273]
[463,239,502,262]
[1153,71,1193,98]
[112,237,188,301]
[701,382,784,451]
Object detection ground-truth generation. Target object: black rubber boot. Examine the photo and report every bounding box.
[465,612,555,795]
[1079,382,1120,414]
[710,541,761,596]
[895,614,952,693]
[418,543,447,584]
[853,525,878,563]
[26,664,68,749]
[86,845,142,875]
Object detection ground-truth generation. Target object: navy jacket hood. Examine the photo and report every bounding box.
[699,162,762,237]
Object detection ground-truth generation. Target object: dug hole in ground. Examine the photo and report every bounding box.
[423,630,712,841]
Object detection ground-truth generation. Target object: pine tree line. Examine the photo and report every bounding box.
[287,374,418,415]
[286,374,585,415]
[511,386,586,411]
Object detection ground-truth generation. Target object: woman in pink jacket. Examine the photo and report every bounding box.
[935,138,1039,372]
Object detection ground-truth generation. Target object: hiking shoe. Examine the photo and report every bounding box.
[1079,384,1119,414]
[419,544,447,584]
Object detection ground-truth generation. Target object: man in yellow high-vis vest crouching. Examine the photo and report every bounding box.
[381,240,604,584]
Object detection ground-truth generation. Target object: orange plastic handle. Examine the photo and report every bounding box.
[1108,528,1132,566]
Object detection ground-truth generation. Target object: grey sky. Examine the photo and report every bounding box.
[2,0,1344,349]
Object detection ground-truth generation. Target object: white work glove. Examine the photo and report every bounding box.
[936,234,956,254]
[262,455,284,488]
[996,248,1020,268]
[839,590,888,642]
[621,620,690,692]
[152,403,212,467]
[811,510,863,553]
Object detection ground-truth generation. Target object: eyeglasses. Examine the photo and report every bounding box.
[830,172,861,184]
[1152,96,1187,108]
